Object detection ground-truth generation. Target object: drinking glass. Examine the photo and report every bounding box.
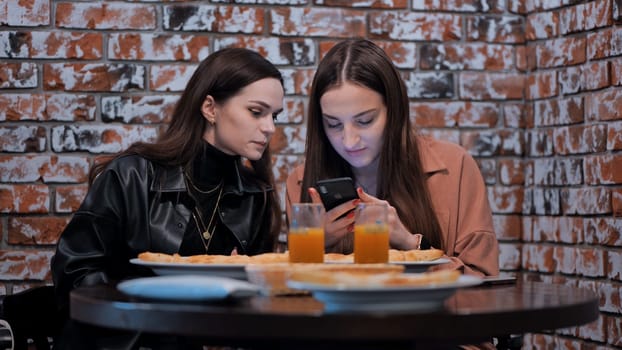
[354,202,389,263]
[288,203,325,263]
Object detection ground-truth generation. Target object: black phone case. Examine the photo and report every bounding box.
[315,177,358,211]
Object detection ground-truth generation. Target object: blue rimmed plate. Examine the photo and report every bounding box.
[118,275,259,301]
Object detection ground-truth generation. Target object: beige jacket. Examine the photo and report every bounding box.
[285,137,499,277]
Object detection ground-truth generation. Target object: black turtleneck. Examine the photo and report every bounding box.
[190,141,239,189]
[178,141,241,256]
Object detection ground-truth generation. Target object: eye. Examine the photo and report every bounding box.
[249,109,262,117]
[272,112,280,122]
[325,120,342,129]
[356,118,373,126]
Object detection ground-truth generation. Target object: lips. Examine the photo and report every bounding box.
[345,148,366,157]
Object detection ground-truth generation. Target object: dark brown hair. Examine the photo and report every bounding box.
[301,39,443,249]
[90,47,283,247]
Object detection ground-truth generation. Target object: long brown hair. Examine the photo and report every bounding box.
[301,39,443,249]
[90,48,283,246]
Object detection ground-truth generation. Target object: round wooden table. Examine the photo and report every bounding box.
[70,280,599,349]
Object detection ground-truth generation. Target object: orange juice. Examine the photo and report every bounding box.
[354,224,389,263]
[288,227,325,263]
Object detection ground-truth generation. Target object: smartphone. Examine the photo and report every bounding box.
[315,177,358,211]
[481,276,517,286]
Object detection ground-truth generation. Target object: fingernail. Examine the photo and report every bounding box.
[347,211,355,219]
[347,223,354,231]
[353,199,361,205]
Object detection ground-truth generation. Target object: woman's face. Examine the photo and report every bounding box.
[203,78,284,160]
[319,82,387,172]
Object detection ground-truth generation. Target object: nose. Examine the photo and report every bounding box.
[260,115,276,136]
[342,124,359,149]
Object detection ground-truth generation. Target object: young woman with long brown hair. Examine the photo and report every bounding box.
[52,47,284,349]
[286,39,499,277]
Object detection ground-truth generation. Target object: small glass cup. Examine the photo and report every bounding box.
[288,203,325,263]
[354,202,389,264]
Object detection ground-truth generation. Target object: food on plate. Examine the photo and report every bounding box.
[388,249,405,261]
[382,269,460,286]
[137,251,181,263]
[249,252,290,264]
[325,248,444,264]
[185,254,252,264]
[138,251,288,265]
[246,263,404,295]
[324,253,354,263]
[137,247,444,266]
[402,248,444,262]
[288,268,460,288]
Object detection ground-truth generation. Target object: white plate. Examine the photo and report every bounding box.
[391,258,452,272]
[286,275,482,313]
[326,258,451,273]
[130,258,247,279]
[117,275,259,301]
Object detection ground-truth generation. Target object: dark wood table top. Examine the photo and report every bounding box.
[70,280,599,349]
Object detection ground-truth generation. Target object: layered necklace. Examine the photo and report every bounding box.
[184,172,224,253]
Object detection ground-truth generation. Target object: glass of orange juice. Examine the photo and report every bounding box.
[288,203,325,263]
[354,203,389,264]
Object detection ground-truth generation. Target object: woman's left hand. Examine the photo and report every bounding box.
[356,188,422,250]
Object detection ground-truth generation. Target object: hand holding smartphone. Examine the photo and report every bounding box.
[315,177,358,211]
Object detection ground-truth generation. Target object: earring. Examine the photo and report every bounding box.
[208,118,216,125]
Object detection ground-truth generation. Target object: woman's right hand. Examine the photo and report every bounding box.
[307,187,358,249]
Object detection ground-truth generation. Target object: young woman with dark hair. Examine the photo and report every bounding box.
[52,47,284,349]
[286,39,499,277]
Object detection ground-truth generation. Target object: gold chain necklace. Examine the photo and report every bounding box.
[184,171,225,253]
[186,171,222,195]
[190,183,224,252]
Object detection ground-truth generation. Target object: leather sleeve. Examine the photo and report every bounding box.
[51,158,146,312]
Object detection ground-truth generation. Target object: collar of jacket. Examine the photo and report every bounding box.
[418,136,448,175]
[149,161,270,195]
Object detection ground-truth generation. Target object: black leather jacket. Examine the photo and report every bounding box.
[51,154,274,312]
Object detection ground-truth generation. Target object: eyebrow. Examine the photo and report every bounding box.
[249,100,283,114]
[322,108,377,120]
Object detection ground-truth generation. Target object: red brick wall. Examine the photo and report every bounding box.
[1,0,621,347]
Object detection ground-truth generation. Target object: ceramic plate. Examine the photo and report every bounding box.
[286,274,482,313]
[130,258,247,279]
[117,275,259,301]
[325,258,451,273]
[391,258,452,272]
